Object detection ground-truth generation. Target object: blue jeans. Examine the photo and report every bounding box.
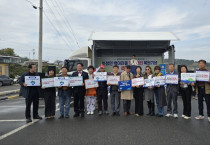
[59,91,70,116]
[155,89,164,115]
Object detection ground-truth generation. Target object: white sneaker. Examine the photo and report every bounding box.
[173,114,178,118]
[90,111,94,115]
[165,113,172,117]
[195,115,204,120]
[181,115,186,118]
[184,116,191,120]
[208,117,210,122]
[87,112,91,115]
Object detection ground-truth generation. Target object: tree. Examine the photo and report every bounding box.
[54,60,63,66]
[0,48,16,56]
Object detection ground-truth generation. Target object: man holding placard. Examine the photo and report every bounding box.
[96,64,109,115]
[120,65,134,116]
[72,63,88,118]
[20,64,42,123]
[195,60,210,122]
[57,67,72,119]
[107,65,121,116]
[165,64,179,118]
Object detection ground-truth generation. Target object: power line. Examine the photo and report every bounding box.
[51,0,80,48]
[43,10,74,50]
[44,0,75,49]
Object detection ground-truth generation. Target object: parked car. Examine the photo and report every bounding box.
[0,75,14,86]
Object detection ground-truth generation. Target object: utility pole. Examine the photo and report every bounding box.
[38,0,43,72]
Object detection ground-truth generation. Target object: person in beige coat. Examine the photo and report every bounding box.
[120,65,134,116]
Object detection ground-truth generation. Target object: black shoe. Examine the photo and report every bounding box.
[58,115,64,119]
[73,113,80,117]
[111,112,116,116]
[26,118,32,123]
[81,113,85,117]
[34,115,42,120]
[115,112,120,116]
[98,111,103,115]
[65,115,69,118]
[158,115,163,117]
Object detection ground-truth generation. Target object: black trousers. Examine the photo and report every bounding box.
[44,90,56,117]
[134,88,144,115]
[97,89,108,111]
[25,92,39,119]
[198,87,210,117]
[123,100,131,113]
[180,87,192,117]
[74,90,85,114]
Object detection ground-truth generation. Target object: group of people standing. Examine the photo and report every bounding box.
[20,59,210,123]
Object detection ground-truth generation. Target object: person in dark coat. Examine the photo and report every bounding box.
[19,64,42,123]
[97,64,109,116]
[72,63,89,118]
[42,69,56,119]
[153,66,167,117]
[133,66,144,117]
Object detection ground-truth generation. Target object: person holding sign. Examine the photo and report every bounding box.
[57,67,72,119]
[144,66,155,116]
[107,65,121,116]
[85,65,97,115]
[165,64,179,118]
[195,60,210,122]
[180,65,194,120]
[97,64,109,115]
[120,65,134,116]
[153,66,167,117]
[19,64,42,123]
[42,69,56,119]
[72,63,89,118]
[133,66,144,117]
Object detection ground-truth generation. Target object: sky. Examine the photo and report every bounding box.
[0,0,210,63]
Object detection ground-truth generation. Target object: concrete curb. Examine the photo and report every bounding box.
[0,95,19,101]
[0,89,20,96]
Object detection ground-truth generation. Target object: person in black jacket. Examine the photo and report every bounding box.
[42,69,56,119]
[19,64,42,123]
[72,63,88,117]
[97,64,109,115]
[133,66,144,117]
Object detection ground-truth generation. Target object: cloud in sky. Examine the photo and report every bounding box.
[0,0,210,62]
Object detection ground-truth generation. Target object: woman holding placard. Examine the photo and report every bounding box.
[180,65,194,119]
[85,65,97,115]
[144,66,155,116]
[133,66,144,117]
[153,66,167,117]
[42,69,56,119]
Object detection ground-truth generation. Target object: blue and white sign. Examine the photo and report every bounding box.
[181,73,196,83]
[144,78,155,87]
[94,72,107,81]
[54,77,69,87]
[165,74,179,84]
[118,80,132,91]
[160,64,166,76]
[25,76,40,86]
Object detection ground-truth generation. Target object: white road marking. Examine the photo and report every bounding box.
[0,103,60,141]
[0,120,26,122]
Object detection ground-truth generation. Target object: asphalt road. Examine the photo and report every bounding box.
[0,84,20,92]
[0,94,209,145]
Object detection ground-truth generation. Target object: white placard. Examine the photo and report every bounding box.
[54,77,69,87]
[154,76,166,86]
[165,74,179,84]
[41,78,54,88]
[144,78,155,87]
[131,77,145,86]
[94,72,107,81]
[69,76,83,86]
[181,73,196,83]
[107,76,120,85]
[85,79,99,89]
[25,76,40,86]
[196,71,209,82]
